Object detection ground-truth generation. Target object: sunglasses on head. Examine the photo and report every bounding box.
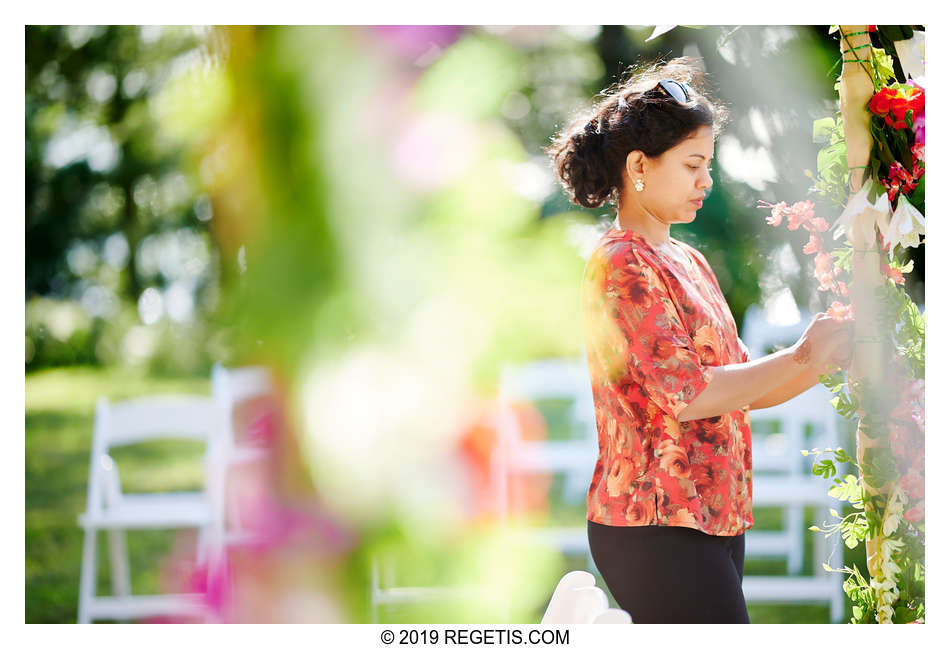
[652,79,694,105]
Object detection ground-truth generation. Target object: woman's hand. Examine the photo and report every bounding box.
[792,313,855,372]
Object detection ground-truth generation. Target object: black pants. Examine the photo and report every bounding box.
[587,520,750,623]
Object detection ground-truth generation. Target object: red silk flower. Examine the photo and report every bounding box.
[871,86,925,130]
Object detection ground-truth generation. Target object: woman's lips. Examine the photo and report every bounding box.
[690,199,703,208]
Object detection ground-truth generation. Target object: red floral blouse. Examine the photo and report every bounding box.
[582,219,755,536]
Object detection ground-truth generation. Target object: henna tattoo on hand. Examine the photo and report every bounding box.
[793,340,811,366]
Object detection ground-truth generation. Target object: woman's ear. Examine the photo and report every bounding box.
[624,150,646,182]
[625,150,646,182]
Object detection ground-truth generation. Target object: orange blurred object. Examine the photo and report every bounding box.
[456,397,552,523]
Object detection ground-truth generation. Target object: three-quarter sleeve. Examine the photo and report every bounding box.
[586,248,714,421]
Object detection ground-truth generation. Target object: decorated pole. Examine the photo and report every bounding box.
[837,27,893,618]
[834,25,926,624]
[753,23,924,623]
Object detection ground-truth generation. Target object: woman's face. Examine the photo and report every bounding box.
[629,125,715,225]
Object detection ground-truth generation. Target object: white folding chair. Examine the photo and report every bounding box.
[369,550,500,623]
[77,395,228,623]
[541,571,631,624]
[211,364,276,548]
[741,305,845,622]
[492,357,598,567]
[747,385,841,569]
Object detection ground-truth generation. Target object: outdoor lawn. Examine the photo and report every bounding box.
[28,368,858,624]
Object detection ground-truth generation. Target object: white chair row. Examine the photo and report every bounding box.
[491,351,845,623]
[77,364,275,624]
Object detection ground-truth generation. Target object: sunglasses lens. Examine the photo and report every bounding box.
[666,81,688,103]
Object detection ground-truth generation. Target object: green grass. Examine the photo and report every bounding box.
[28,372,856,624]
[26,366,210,624]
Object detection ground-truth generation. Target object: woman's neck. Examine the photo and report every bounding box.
[615,202,671,247]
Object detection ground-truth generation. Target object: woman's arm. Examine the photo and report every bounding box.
[677,341,812,422]
[748,362,823,410]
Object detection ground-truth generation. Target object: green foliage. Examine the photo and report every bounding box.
[804,31,926,617]
[860,447,900,490]
[843,566,877,623]
[829,473,863,506]
[26,26,218,372]
[812,458,836,479]
[868,47,896,88]
[811,115,850,208]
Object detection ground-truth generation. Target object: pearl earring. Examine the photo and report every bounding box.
[635,178,644,192]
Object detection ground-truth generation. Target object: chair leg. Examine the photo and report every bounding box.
[77,527,97,624]
[196,527,208,565]
[832,572,845,623]
[107,528,132,598]
[370,555,379,624]
[787,505,804,574]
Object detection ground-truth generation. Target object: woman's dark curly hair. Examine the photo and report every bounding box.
[545,56,730,209]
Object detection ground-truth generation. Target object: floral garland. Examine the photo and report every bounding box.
[755,26,925,624]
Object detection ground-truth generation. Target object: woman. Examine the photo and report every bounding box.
[545,57,854,623]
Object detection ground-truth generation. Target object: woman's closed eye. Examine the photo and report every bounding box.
[689,164,713,171]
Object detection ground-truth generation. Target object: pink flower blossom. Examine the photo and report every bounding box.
[786,200,815,231]
[889,423,911,458]
[881,259,906,285]
[904,501,924,523]
[900,469,925,500]
[825,301,855,321]
[807,217,830,233]
[912,111,925,145]
[889,162,914,184]
[188,552,233,620]
[764,201,786,227]
[803,233,822,255]
[814,251,836,291]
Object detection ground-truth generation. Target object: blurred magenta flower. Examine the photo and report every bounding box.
[187,552,233,620]
[912,112,924,145]
[369,26,464,62]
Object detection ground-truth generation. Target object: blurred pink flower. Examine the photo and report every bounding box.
[370,26,464,63]
[904,501,924,523]
[889,423,911,459]
[246,408,279,446]
[900,468,925,501]
[241,491,357,557]
[391,113,478,192]
[188,551,233,621]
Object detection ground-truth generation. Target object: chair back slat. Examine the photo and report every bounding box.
[212,364,274,405]
[100,395,224,448]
